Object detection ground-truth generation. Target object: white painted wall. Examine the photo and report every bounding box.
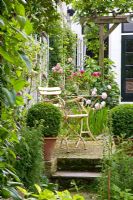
[109,24,121,89]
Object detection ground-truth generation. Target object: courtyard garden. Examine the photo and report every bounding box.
[0,0,133,200]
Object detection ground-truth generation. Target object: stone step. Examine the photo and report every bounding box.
[52,171,101,179]
[57,157,102,172]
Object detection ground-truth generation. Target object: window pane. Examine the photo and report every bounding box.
[126,40,133,52]
[122,23,133,32]
[125,53,133,65]
[126,68,133,78]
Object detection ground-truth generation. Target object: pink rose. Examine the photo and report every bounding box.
[79,69,85,74]
[72,72,78,76]
[91,72,101,77]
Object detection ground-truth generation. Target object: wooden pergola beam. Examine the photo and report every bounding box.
[90,15,128,24]
[104,23,119,41]
[80,15,128,25]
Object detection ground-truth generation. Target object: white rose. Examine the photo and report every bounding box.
[101,92,108,99]
[86,99,91,105]
[93,88,97,92]
[95,102,100,110]
[68,57,73,63]
[107,85,111,90]
[101,101,106,108]
[91,90,97,97]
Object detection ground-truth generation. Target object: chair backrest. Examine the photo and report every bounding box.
[38,87,61,96]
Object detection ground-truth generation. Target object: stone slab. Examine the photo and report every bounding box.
[52,171,101,178]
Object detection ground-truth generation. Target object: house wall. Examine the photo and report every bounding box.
[109,23,133,103]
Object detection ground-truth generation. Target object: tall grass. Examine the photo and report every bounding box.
[88,108,108,136]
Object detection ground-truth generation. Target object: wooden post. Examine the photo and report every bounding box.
[108,169,111,200]
[0,35,3,118]
[99,24,104,77]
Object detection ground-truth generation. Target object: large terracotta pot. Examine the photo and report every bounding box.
[43,137,57,161]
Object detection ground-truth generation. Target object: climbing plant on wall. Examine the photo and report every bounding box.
[0,0,34,197]
[49,23,76,68]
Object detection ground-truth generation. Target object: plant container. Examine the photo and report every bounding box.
[43,137,57,161]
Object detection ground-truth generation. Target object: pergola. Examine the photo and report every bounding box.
[81,14,133,77]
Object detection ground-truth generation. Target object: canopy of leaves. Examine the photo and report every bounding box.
[72,0,133,18]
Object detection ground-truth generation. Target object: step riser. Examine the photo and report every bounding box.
[51,178,99,190]
[57,158,102,172]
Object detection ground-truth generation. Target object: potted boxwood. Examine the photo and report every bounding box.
[26,102,62,161]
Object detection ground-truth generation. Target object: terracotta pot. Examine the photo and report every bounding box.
[43,137,57,161]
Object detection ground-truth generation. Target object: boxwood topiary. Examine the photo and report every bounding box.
[110,104,133,138]
[26,102,62,137]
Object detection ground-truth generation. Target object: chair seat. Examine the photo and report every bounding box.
[38,87,61,96]
[39,91,61,95]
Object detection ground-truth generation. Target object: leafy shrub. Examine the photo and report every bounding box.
[110,104,133,138]
[14,127,43,189]
[26,103,62,137]
[99,142,133,199]
[17,185,85,200]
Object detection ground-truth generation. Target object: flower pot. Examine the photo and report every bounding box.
[43,137,57,161]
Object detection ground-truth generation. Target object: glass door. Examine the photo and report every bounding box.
[121,35,133,102]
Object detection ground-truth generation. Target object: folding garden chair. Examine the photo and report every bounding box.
[60,96,96,152]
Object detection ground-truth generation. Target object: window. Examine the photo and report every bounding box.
[122,23,133,33]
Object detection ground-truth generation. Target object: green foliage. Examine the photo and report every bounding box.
[111,104,133,138]
[89,108,108,135]
[0,0,33,108]
[17,185,85,200]
[25,0,60,33]
[14,126,43,189]
[0,123,22,199]
[26,103,62,137]
[49,24,76,68]
[99,142,133,199]
[72,0,133,18]
[113,185,133,200]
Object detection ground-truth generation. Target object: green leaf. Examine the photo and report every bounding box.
[20,0,27,4]
[24,20,33,35]
[16,15,26,30]
[8,149,16,159]
[13,79,26,92]
[16,70,22,77]
[5,169,20,182]
[1,188,11,198]
[16,96,24,106]
[0,47,15,64]
[25,93,32,100]
[15,3,25,16]
[0,126,9,140]
[17,186,29,196]
[2,87,16,106]
[7,187,22,200]
[19,52,32,71]
[0,162,6,169]
[34,184,42,194]
[0,18,5,27]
